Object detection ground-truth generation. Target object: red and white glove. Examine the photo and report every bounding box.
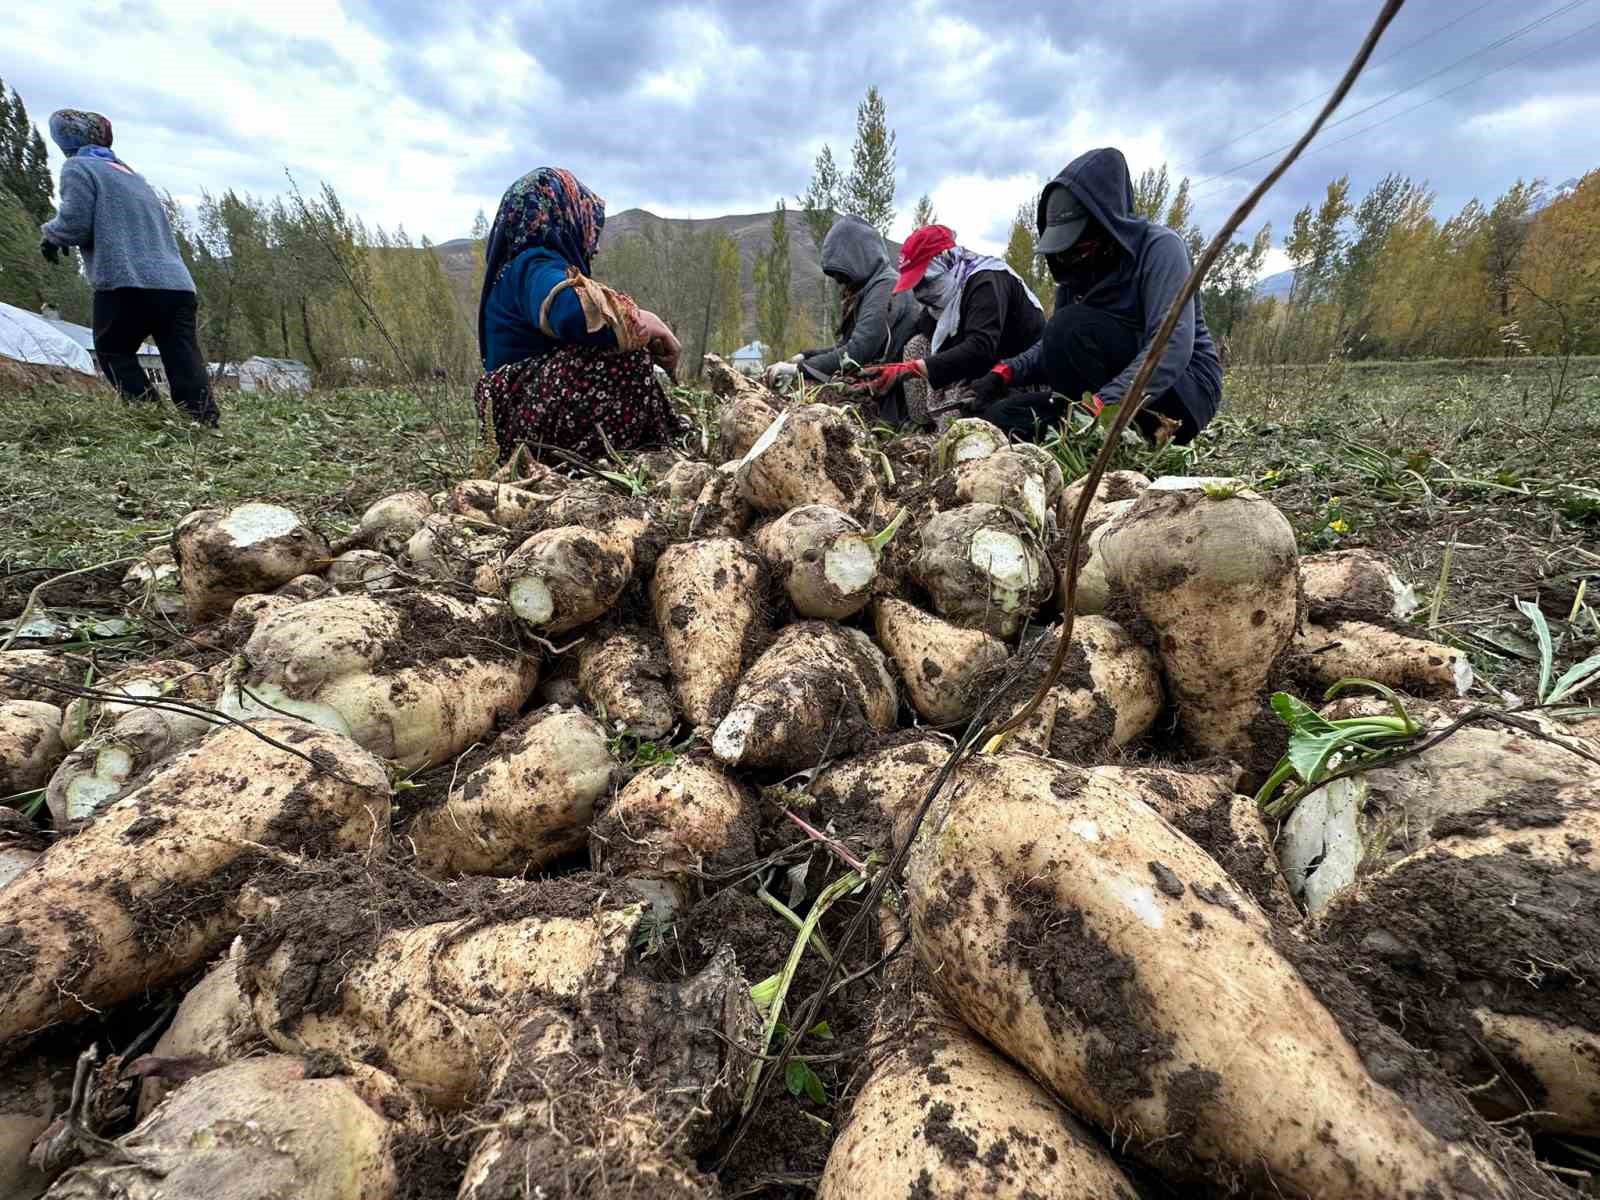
[859,360,926,394]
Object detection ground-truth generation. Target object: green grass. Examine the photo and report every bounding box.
[0,383,477,575]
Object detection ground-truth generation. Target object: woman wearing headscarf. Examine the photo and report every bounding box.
[859,224,1044,430]
[39,109,218,427]
[766,215,921,423]
[477,167,683,464]
[969,148,1222,444]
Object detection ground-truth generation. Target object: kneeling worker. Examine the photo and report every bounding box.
[767,215,921,424]
[971,147,1222,444]
[858,223,1044,431]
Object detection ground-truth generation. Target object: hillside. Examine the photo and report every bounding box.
[433,208,899,332]
[1256,268,1295,300]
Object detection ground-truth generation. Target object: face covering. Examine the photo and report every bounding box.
[913,257,954,312]
[1047,235,1114,284]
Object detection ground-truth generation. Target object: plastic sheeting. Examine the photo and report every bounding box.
[0,302,96,375]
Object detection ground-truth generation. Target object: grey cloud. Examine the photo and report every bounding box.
[210,25,347,73]
[22,0,1597,253]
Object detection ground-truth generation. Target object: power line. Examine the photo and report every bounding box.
[1193,11,1600,201]
[1264,16,1600,168]
[1188,0,1497,166]
[1190,0,1593,191]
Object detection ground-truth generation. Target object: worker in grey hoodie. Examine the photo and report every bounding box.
[770,215,920,425]
[970,147,1222,444]
[39,110,218,427]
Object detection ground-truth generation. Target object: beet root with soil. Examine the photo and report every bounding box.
[2,371,1595,1200]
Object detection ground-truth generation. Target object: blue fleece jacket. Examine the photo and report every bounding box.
[1004,148,1221,423]
[480,246,616,371]
[41,152,195,294]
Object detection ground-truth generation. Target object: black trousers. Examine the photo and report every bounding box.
[93,288,219,426]
[981,303,1199,444]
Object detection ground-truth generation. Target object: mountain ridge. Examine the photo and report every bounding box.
[431,207,903,333]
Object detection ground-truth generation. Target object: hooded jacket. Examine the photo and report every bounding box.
[1003,148,1221,424]
[799,216,920,380]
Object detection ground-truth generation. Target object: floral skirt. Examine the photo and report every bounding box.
[475,345,682,465]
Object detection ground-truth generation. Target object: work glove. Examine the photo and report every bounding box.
[969,364,1012,407]
[858,360,925,395]
[762,360,800,388]
[40,240,62,264]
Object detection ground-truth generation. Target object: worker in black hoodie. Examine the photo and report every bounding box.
[971,148,1223,444]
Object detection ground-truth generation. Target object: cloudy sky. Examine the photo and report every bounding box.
[10,0,1600,274]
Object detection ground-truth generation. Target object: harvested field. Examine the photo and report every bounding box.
[1,355,1597,1199]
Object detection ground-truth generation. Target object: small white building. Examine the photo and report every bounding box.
[730,340,769,376]
[238,356,312,393]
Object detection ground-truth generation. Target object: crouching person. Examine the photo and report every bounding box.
[39,109,219,427]
[767,215,921,425]
[859,224,1044,432]
[973,147,1222,445]
[476,166,684,464]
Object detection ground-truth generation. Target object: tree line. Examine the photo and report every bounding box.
[999,160,1598,364]
[1254,170,1598,362]
[0,77,474,382]
[160,185,476,382]
[5,68,1594,383]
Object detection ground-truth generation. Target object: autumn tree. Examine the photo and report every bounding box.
[1338,173,1421,341]
[1132,164,1171,221]
[1284,176,1351,307]
[1511,171,1600,359]
[1481,178,1543,320]
[1162,177,1204,261]
[1003,197,1054,318]
[1131,162,1201,256]
[1201,224,1271,340]
[712,233,743,355]
[844,86,896,237]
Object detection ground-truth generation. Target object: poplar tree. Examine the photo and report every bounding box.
[800,144,841,332]
[912,193,937,228]
[844,86,896,237]
[713,234,743,355]
[755,201,792,357]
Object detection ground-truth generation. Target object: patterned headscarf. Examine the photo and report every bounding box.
[923,245,1044,354]
[478,167,606,359]
[48,110,114,155]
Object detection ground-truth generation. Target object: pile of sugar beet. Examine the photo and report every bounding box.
[3,355,1598,1200]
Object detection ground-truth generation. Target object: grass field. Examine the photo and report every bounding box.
[2,354,1596,698]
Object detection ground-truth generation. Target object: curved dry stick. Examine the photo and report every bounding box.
[987,0,1407,743]
[718,0,1411,1163]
